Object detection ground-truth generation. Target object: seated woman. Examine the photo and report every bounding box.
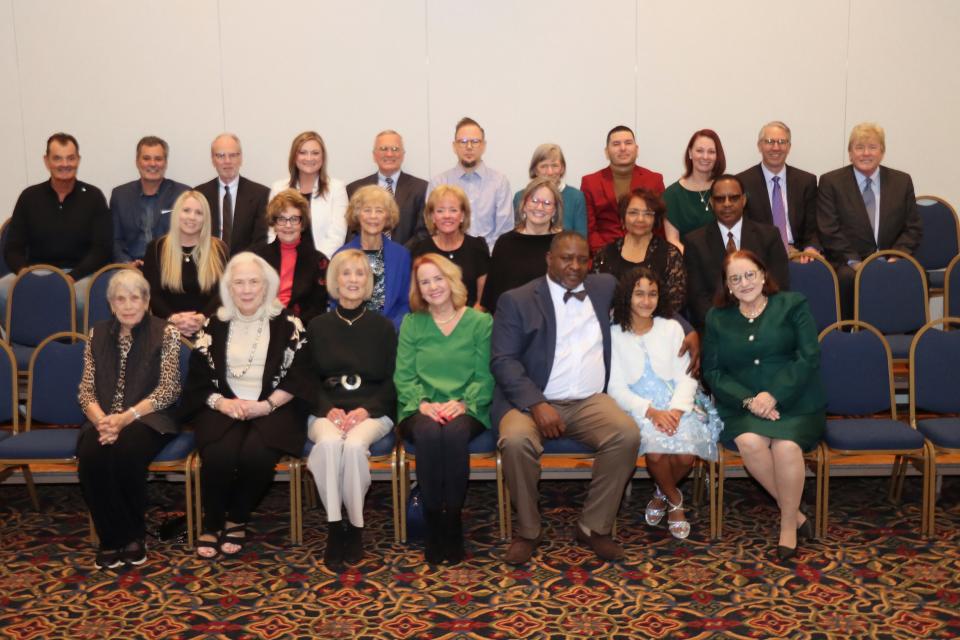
[305,249,397,571]
[142,190,227,337]
[703,249,825,561]
[407,185,489,308]
[481,177,563,313]
[511,143,587,235]
[663,129,726,249]
[337,185,411,328]
[251,189,329,325]
[593,188,686,313]
[77,269,182,569]
[394,254,494,564]
[607,266,721,539]
[181,252,313,559]
[270,131,348,258]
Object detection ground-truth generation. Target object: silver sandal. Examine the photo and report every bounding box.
[645,485,667,526]
[666,493,691,540]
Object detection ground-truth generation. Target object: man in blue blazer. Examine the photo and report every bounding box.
[491,231,639,565]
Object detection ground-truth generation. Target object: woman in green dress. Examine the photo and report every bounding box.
[663,129,726,250]
[702,249,825,561]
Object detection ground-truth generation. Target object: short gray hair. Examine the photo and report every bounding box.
[106,268,150,302]
[758,121,791,142]
[216,252,283,321]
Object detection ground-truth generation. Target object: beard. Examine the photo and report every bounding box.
[460,159,478,169]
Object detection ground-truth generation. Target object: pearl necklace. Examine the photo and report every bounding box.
[226,316,266,379]
[698,190,710,212]
[739,296,768,322]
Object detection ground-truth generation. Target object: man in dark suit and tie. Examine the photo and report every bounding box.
[737,121,820,262]
[491,231,640,565]
[195,133,269,255]
[346,130,428,246]
[684,175,790,329]
[817,122,922,318]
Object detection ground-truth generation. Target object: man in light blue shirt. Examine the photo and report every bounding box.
[428,117,513,248]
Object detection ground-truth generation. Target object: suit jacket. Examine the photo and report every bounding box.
[490,273,616,427]
[684,218,790,330]
[580,165,665,253]
[738,163,820,250]
[346,171,428,246]
[195,175,270,255]
[250,238,329,326]
[337,234,411,329]
[816,164,921,266]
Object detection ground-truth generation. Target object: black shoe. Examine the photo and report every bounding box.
[776,545,798,562]
[343,523,364,565]
[123,539,147,566]
[423,509,444,565]
[797,518,814,541]
[324,521,345,571]
[94,548,124,570]
[443,511,465,565]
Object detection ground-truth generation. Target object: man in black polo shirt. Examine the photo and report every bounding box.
[2,132,111,315]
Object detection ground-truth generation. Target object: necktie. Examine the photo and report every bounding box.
[726,231,737,253]
[222,185,234,246]
[862,177,877,239]
[563,289,588,303]
[384,176,395,196]
[771,176,790,249]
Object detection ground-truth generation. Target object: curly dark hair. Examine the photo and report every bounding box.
[612,265,673,331]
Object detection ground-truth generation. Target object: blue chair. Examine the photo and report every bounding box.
[945,254,960,318]
[0,332,87,509]
[908,317,960,535]
[5,265,76,371]
[0,340,20,475]
[0,219,11,277]
[818,321,931,536]
[83,263,131,333]
[914,196,959,293]
[788,254,841,332]
[854,250,928,361]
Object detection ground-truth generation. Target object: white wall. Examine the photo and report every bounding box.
[3,0,959,217]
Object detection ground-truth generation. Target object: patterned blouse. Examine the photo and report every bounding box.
[365,247,387,313]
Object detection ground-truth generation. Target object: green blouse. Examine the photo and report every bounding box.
[394,308,494,427]
[664,180,714,239]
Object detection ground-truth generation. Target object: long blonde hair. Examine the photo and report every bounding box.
[160,190,226,293]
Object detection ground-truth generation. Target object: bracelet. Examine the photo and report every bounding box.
[742,396,755,409]
[207,393,224,410]
[128,406,142,420]
[266,398,277,413]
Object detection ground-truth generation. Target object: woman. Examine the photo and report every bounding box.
[251,189,329,325]
[181,253,313,559]
[407,185,489,308]
[77,269,182,569]
[593,188,686,313]
[142,190,227,337]
[607,267,721,539]
[336,185,411,328]
[305,249,397,570]
[482,177,562,313]
[663,129,726,248]
[702,250,825,560]
[270,131,348,258]
[394,254,494,564]
[511,143,587,235]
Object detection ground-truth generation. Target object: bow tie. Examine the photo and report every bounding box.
[563,289,588,303]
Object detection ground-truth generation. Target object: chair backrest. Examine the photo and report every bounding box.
[26,332,88,429]
[6,265,76,347]
[0,219,11,277]
[855,250,928,334]
[84,263,131,333]
[915,196,960,271]
[818,321,896,418]
[0,340,18,433]
[788,254,840,331]
[946,254,960,318]
[909,317,960,421]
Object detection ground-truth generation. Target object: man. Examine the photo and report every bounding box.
[492,231,640,564]
[346,130,428,245]
[580,126,665,254]
[111,136,189,264]
[2,133,111,313]
[427,117,512,249]
[195,133,270,254]
[737,121,820,262]
[817,122,921,318]
[684,175,790,329]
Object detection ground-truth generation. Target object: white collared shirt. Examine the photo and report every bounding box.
[542,277,605,401]
[761,164,794,244]
[718,218,744,250]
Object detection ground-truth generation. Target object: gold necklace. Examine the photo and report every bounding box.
[335,305,367,326]
[432,308,460,324]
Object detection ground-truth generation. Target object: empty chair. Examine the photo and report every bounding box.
[5,265,76,371]
[787,254,840,332]
[854,250,928,361]
[945,254,960,318]
[914,196,959,293]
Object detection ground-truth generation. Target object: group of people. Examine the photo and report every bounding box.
[15,116,916,570]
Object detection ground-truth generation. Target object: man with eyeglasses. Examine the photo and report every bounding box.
[580,125,665,254]
[684,175,789,329]
[427,117,512,249]
[737,121,820,263]
[195,133,270,255]
[817,122,921,319]
[346,130,428,246]
[110,136,188,265]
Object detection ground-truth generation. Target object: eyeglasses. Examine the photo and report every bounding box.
[213,152,241,161]
[727,270,760,286]
[455,138,483,147]
[626,208,656,219]
[528,197,555,209]
[376,146,402,153]
[275,215,302,226]
[852,143,882,153]
[760,138,790,146]
[712,193,743,203]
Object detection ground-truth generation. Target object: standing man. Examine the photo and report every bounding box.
[111,136,189,264]
[195,133,270,255]
[737,121,820,262]
[817,122,921,318]
[492,231,640,565]
[580,126,665,254]
[428,117,512,249]
[346,130,428,245]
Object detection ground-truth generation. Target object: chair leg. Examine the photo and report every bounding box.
[191,453,203,544]
[398,448,408,543]
[691,460,704,508]
[707,459,717,540]
[495,450,507,541]
[715,451,726,540]
[22,465,40,511]
[813,445,824,541]
[184,454,195,548]
[820,455,831,539]
[390,448,400,544]
[288,458,301,545]
[888,455,907,504]
[922,445,934,538]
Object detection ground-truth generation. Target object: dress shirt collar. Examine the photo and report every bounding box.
[546,275,586,306]
[218,175,241,193]
[378,171,401,188]
[458,161,488,180]
[760,163,786,185]
[717,217,744,247]
[853,166,881,189]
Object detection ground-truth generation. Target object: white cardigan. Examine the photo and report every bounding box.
[269,176,348,257]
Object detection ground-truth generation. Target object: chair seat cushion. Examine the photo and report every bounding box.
[543,436,595,455]
[404,427,497,457]
[0,428,80,460]
[885,334,914,360]
[302,430,396,458]
[152,432,195,463]
[825,419,924,451]
[927,270,945,289]
[0,431,9,442]
[11,343,35,370]
[917,417,960,449]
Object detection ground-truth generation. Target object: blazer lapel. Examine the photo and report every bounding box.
[785,165,801,234]
[211,319,231,396]
[259,315,289,399]
[534,279,557,374]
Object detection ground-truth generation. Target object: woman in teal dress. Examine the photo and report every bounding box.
[663,129,726,250]
[703,250,825,561]
[511,143,587,235]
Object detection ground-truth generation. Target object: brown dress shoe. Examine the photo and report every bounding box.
[503,535,541,565]
[575,526,625,561]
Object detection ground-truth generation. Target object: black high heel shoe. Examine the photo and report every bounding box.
[776,544,797,562]
[797,518,814,541]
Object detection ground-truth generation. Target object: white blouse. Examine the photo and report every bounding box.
[269,177,348,257]
[225,312,271,400]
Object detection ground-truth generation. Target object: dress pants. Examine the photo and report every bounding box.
[498,393,640,539]
[77,422,170,549]
[400,413,484,512]
[306,415,393,527]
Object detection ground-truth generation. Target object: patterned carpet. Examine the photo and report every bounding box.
[1,474,958,640]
